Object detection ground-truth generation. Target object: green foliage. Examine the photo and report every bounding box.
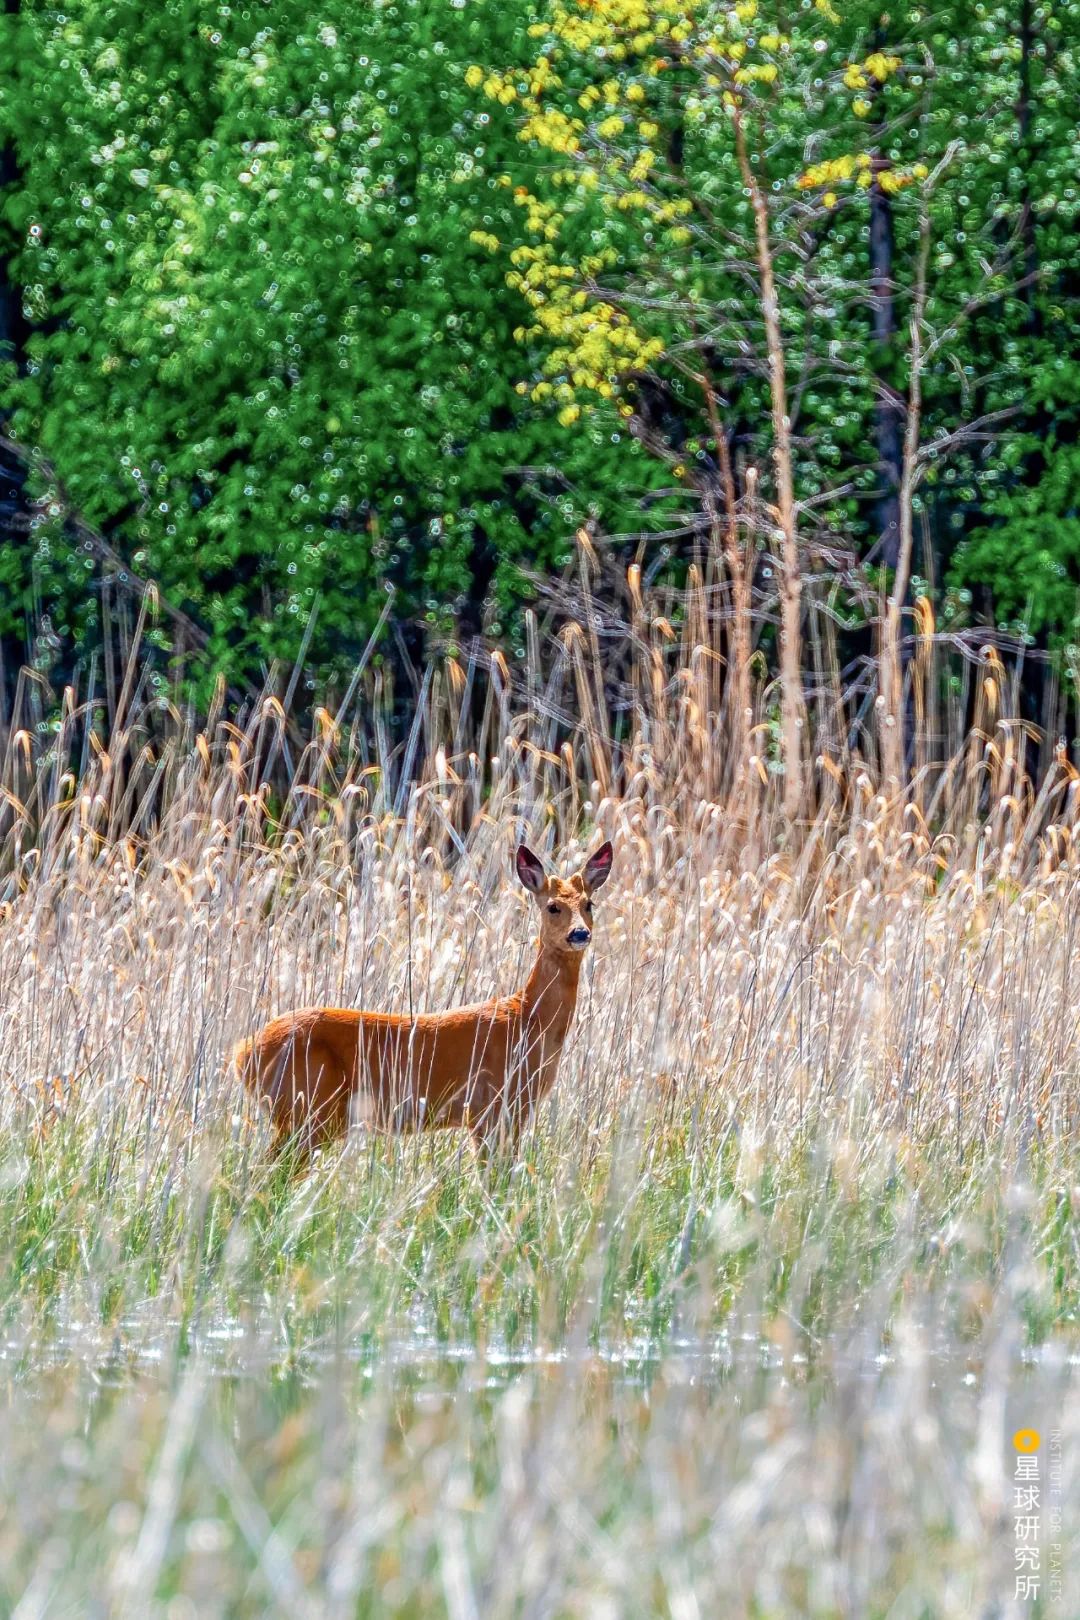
[947,167,1080,647]
[1,0,664,696]
[953,454,1080,641]
[2,0,1080,694]
[478,0,1080,618]
[922,1,1080,631]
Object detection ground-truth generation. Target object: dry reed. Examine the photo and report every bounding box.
[0,582,1077,1617]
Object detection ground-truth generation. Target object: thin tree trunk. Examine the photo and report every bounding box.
[880,209,931,794]
[1017,0,1041,334]
[0,0,29,707]
[869,158,904,568]
[700,375,751,771]
[733,107,805,824]
[0,1,23,376]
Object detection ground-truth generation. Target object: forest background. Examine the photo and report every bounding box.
[1,0,1078,781]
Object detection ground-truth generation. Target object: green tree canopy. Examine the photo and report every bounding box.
[1,0,668,699]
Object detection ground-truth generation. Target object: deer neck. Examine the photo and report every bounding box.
[521,942,583,1036]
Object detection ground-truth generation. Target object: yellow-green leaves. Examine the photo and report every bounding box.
[469,0,845,422]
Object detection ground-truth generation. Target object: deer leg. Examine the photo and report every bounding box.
[470,1099,525,1169]
[267,1039,351,1162]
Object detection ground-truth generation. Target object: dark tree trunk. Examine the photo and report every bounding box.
[869,160,904,572]
[1017,0,1041,333]
[0,0,27,401]
[0,0,30,717]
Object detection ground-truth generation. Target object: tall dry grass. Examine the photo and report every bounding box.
[0,575,1077,1616]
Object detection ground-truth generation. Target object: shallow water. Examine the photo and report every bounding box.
[4,1302,1075,1395]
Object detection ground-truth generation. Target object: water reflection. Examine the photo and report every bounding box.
[3,1303,1072,1396]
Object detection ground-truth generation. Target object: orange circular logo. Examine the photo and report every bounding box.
[1013,1429,1040,1453]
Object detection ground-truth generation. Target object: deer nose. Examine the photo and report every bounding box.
[567,926,591,948]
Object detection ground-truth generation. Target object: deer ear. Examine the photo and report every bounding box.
[516,844,547,894]
[583,840,614,893]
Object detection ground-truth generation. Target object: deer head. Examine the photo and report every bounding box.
[516,841,614,956]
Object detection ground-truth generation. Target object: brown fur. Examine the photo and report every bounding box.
[234,842,613,1155]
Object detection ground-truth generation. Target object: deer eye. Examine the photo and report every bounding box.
[584,900,593,913]
[547,902,561,915]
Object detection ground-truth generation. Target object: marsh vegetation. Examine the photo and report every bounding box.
[0,621,1077,1617]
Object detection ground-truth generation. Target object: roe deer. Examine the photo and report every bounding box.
[234,840,614,1156]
